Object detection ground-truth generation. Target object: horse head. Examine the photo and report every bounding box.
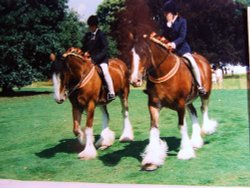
[130,32,169,87]
[50,48,90,104]
[130,34,152,87]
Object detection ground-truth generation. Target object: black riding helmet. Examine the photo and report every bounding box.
[87,15,99,26]
[163,0,177,15]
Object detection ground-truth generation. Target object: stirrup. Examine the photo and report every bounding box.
[107,93,116,101]
[198,86,207,96]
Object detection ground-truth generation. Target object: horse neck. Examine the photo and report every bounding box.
[66,56,93,80]
[148,42,169,69]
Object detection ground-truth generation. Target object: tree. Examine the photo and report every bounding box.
[96,0,126,57]
[57,11,87,51]
[0,0,85,94]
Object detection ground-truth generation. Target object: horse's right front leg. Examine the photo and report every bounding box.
[177,107,196,160]
[72,107,85,145]
[78,101,97,160]
[141,105,168,171]
[119,96,134,142]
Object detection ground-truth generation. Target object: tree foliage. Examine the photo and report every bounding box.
[0,0,85,93]
[96,0,126,57]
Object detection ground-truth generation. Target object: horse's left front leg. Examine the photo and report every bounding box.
[177,107,196,160]
[78,101,97,160]
[141,105,168,171]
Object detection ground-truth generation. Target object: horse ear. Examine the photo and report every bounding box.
[49,53,56,62]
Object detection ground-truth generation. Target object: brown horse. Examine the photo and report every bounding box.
[130,34,217,171]
[51,48,134,160]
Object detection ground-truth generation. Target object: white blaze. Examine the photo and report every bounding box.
[130,48,140,83]
[52,73,61,101]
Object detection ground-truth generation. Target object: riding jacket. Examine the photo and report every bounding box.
[82,29,109,64]
[162,16,191,56]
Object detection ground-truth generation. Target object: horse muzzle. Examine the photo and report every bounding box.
[130,79,143,87]
[130,73,144,87]
[54,92,67,104]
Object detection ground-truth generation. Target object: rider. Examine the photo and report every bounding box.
[162,0,206,96]
[82,15,116,101]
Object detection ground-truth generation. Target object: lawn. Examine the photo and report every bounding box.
[0,76,249,186]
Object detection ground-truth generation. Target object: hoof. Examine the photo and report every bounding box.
[202,120,218,135]
[177,149,196,160]
[141,164,159,171]
[78,153,96,160]
[78,148,97,160]
[98,145,110,150]
[119,137,134,142]
[191,137,204,149]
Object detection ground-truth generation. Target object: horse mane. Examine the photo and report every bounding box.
[63,47,90,62]
[111,0,159,66]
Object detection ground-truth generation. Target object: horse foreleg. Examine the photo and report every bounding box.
[78,101,97,160]
[201,98,218,135]
[119,97,134,142]
[177,108,196,160]
[95,105,115,150]
[141,105,167,171]
[187,104,204,149]
[72,107,85,146]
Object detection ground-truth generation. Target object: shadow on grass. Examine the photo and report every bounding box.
[35,138,84,158]
[99,136,180,167]
[35,136,181,165]
[0,91,52,97]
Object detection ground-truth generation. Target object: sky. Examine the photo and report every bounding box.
[67,0,103,21]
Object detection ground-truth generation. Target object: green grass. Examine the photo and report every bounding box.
[222,74,248,89]
[0,78,249,186]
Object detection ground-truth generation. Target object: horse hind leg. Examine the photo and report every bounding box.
[187,104,204,149]
[177,108,196,160]
[95,105,115,150]
[119,91,134,142]
[201,98,218,135]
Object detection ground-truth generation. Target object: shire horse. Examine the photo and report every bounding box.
[51,47,134,160]
[130,33,217,171]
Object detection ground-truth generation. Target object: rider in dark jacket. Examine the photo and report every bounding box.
[162,0,206,95]
[82,15,115,101]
